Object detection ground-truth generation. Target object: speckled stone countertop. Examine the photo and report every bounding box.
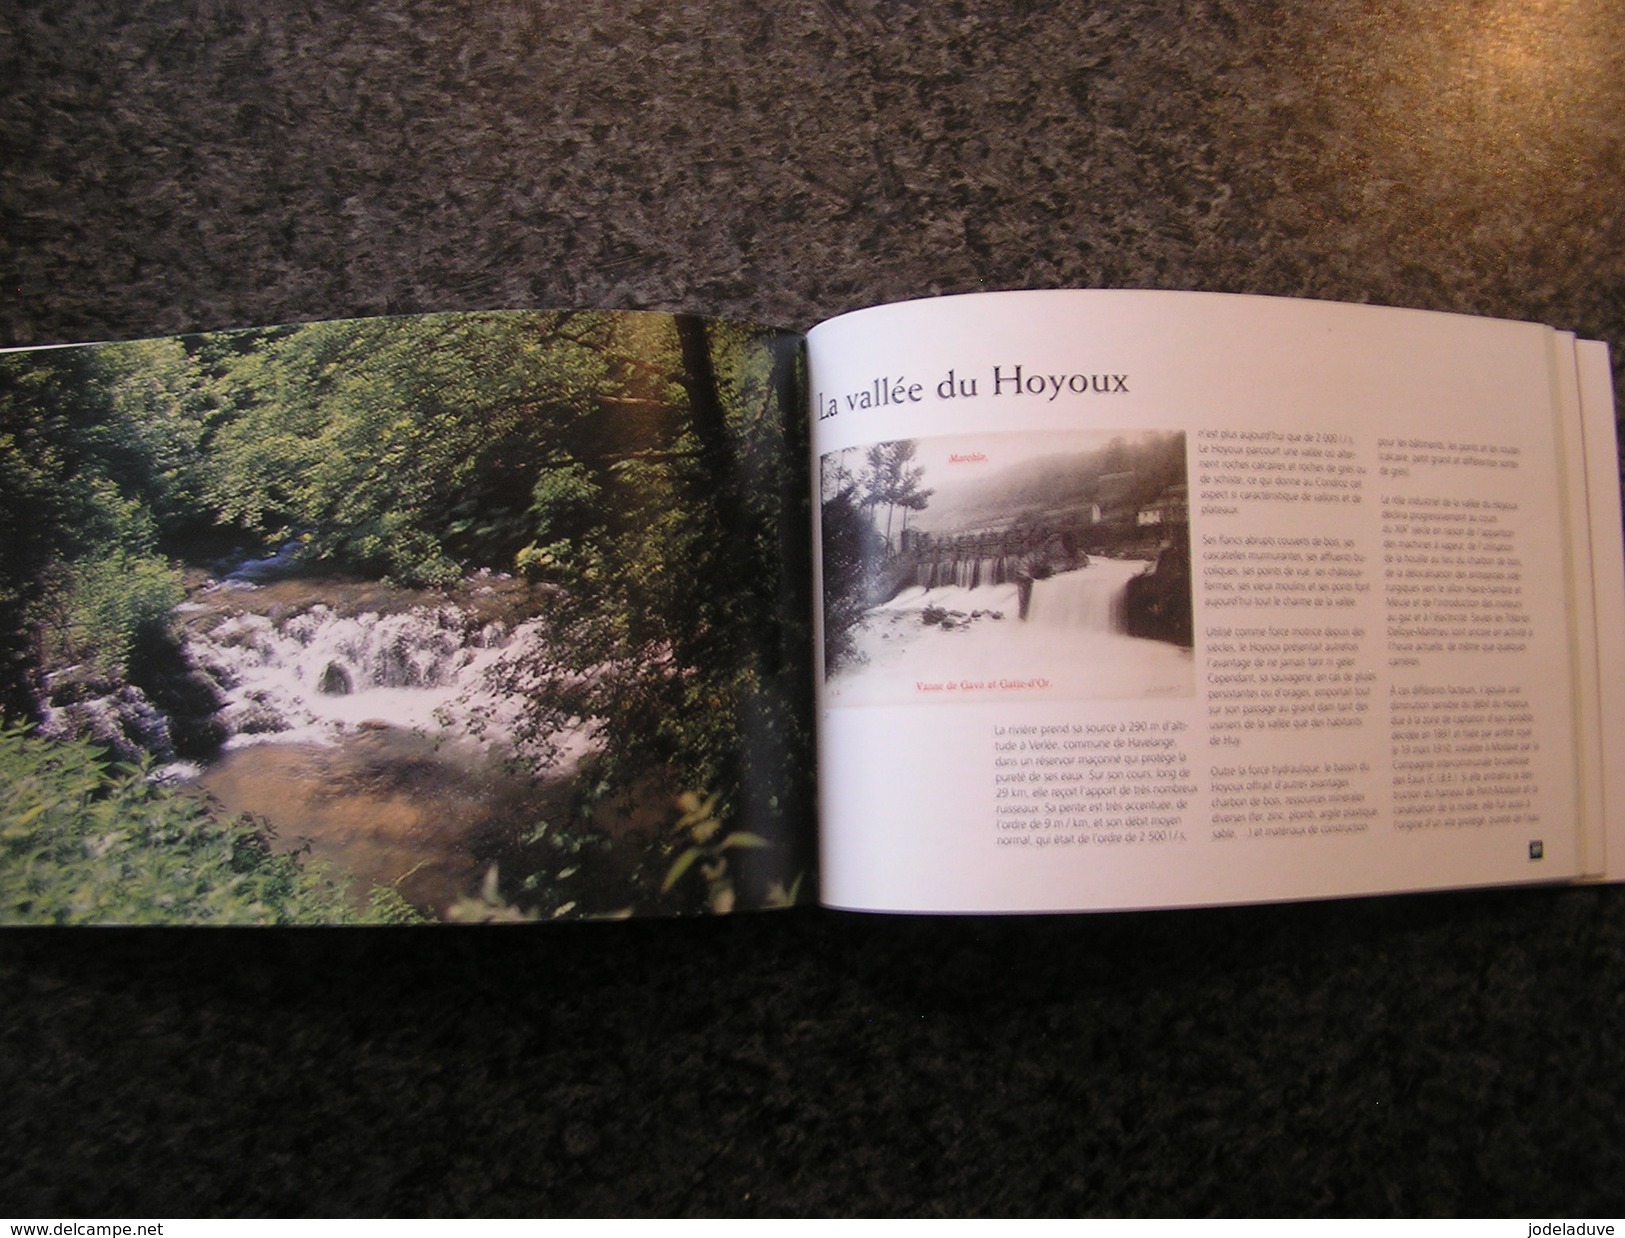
[3,0,1624,1218]
[5,3,1622,353]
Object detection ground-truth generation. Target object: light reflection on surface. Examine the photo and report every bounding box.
[1256,0,1623,300]
[1365,0,1615,177]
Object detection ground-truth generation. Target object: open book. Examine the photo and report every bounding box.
[3,291,1620,923]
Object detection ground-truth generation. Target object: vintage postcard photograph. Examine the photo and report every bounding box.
[819,429,1194,707]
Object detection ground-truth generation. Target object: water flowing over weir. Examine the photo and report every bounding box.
[1024,564,1131,632]
[839,554,1193,708]
[883,558,1142,632]
[914,554,1017,590]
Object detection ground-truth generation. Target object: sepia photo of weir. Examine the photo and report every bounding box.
[891,484,1191,647]
[819,431,1196,702]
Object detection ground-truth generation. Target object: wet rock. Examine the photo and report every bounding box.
[128,635,228,759]
[229,694,289,736]
[40,680,174,765]
[317,662,354,695]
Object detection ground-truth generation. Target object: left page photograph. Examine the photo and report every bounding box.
[0,310,816,924]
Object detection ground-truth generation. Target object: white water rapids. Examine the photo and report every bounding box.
[169,586,604,916]
[183,600,589,767]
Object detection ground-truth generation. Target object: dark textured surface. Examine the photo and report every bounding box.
[3,0,1624,1218]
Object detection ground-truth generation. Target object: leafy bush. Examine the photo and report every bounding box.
[0,726,421,925]
[55,551,184,676]
[660,789,770,915]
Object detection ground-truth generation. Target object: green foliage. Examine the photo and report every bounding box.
[0,725,422,925]
[2,310,817,915]
[0,341,219,717]
[515,812,634,920]
[49,552,184,677]
[93,337,223,543]
[528,459,603,546]
[206,313,614,585]
[513,540,575,583]
[474,315,816,906]
[445,864,542,924]
[660,790,771,915]
[761,872,805,909]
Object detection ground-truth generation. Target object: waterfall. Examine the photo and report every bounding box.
[1024,561,1146,632]
[914,554,1014,590]
[186,603,547,750]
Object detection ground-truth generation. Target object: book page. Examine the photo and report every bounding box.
[809,290,1617,912]
[0,311,816,923]
[1575,338,1625,880]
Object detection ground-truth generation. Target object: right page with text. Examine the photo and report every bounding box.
[809,290,1622,913]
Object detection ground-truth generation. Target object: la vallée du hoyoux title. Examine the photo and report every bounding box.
[816,362,1133,422]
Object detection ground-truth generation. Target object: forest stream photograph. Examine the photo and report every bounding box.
[0,310,815,924]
